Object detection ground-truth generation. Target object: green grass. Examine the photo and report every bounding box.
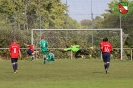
[0,59,133,88]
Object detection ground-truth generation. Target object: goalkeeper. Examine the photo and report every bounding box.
[64,43,85,58]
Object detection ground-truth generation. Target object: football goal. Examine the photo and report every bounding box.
[31,29,123,60]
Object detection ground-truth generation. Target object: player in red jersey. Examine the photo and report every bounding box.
[9,39,21,73]
[24,43,35,61]
[100,37,113,74]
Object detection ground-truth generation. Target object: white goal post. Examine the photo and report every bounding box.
[31,29,123,60]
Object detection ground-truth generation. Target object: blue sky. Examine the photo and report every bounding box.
[61,0,112,22]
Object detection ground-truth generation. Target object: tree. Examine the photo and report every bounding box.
[66,17,83,29]
[80,19,92,28]
[93,16,104,29]
[0,0,67,29]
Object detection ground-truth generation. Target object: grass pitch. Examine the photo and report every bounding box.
[0,59,133,88]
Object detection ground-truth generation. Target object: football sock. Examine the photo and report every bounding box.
[13,64,15,72]
[107,63,110,69]
[44,58,46,60]
[31,57,34,61]
[43,58,46,64]
[15,63,18,71]
[104,64,107,70]
[43,61,46,64]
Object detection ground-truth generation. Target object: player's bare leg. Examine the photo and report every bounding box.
[43,55,47,64]
[31,52,35,61]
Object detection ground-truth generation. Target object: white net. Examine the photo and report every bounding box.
[31,29,123,59]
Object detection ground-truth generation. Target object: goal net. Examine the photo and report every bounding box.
[31,29,123,60]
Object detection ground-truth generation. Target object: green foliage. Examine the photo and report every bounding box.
[0,0,68,29]
[93,16,104,29]
[80,19,92,28]
[67,17,83,29]
[80,16,104,29]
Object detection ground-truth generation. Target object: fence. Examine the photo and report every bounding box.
[0,48,133,60]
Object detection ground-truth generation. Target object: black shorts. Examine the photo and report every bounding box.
[27,50,33,56]
[102,52,110,62]
[11,58,18,63]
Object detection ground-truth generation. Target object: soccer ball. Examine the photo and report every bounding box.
[90,47,93,50]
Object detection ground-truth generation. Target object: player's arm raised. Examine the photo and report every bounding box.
[24,43,30,47]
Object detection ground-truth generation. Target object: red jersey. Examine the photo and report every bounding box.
[9,42,20,58]
[29,45,34,52]
[101,42,112,53]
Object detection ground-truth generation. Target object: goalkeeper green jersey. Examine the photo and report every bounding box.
[64,45,79,52]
